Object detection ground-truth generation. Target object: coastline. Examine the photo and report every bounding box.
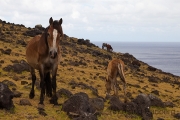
[93,42,180,76]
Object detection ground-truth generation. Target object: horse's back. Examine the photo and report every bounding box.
[107,59,124,77]
[26,35,41,69]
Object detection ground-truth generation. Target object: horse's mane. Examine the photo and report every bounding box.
[44,27,49,48]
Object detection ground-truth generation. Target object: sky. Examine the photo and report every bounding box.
[1,0,180,42]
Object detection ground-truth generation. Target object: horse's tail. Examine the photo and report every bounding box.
[117,63,126,84]
[118,62,127,102]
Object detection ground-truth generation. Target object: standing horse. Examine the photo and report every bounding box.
[26,17,63,106]
[102,43,113,52]
[105,59,127,102]
[106,44,113,52]
[102,43,107,49]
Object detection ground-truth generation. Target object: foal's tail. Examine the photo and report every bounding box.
[118,63,127,102]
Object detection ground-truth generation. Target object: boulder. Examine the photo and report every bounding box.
[56,88,73,98]
[148,76,160,83]
[3,49,12,55]
[62,92,97,119]
[35,24,42,28]
[89,97,104,111]
[2,80,16,87]
[108,94,153,120]
[148,94,165,108]
[0,82,14,109]
[132,94,153,120]
[132,60,141,67]
[19,99,32,106]
[174,113,180,119]
[108,96,125,111]
[3,60,29,73]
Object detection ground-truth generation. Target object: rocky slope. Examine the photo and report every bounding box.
[0,19,180,120]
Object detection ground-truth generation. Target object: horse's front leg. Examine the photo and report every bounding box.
[39,65,45,105]
[29,67,36,99]
[50,66,58,105]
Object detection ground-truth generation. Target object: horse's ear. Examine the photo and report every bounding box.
[49,17,53,25]
[59,18,63,25]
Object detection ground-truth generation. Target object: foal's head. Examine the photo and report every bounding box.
[46,17,63,59]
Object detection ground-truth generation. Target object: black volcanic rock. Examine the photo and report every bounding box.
[3,60,29,73]
[147,66,157,71]
[108,96,125,111]
[62,92,97,120]
[0,82,14,109]
[148,94,165,108]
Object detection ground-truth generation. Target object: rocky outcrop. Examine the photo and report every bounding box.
[3,60,29,73]
[107,93,166,120]
[62,92,97,120]
[23,29,43,37]
[0,82,14,109]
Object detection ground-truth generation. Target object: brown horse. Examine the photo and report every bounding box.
[26,17,63,106]
[105,59,127,101]
[102,43,113,52]
[106,44,113,52]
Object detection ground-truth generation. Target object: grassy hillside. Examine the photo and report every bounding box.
[0,20,180,120]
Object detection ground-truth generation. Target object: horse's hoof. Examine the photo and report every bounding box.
[49,99,58,105]
[49,96,58,105]
[46,93,52,98]
[29,92,35,99]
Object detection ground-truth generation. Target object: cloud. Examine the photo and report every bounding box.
[71,11,80,19]
[86,26,93,31]
[0,0,180,42]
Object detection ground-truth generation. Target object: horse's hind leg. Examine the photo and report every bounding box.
[38,66,46,105]
[45,72,52,97]
[29,67,36,99]
[113,78,118,96]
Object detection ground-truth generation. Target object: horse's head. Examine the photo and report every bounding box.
[46,17,63,59]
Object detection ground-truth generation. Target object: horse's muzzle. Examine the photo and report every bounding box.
[49,51,57,59]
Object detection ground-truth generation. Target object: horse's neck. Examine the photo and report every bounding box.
[38,33,49,55]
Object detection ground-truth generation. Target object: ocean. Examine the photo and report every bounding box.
[94,42,180,76]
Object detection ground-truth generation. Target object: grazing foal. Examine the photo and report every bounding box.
[26,17,63,106]
[105,59,127,101]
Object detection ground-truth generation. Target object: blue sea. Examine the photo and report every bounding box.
[94,42,180,76]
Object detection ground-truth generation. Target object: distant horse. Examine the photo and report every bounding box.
[105,59,127,102]
[102,43,113,52]
[26,17,63,106]
[102,43,107,49]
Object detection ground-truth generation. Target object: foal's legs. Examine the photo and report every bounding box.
[105,77,111,96]
[50,66,58,105]
[29,67,36,99]
[112,78,118,96]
